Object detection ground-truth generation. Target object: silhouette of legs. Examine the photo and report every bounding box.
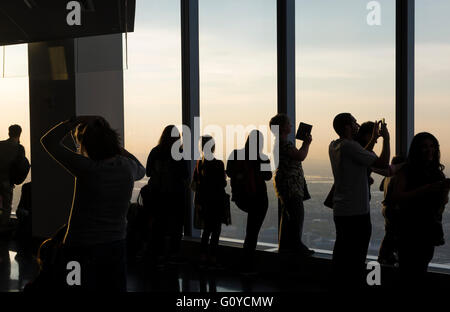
[0,186,13,227]
[378,231,398,265]
[332,213,371,289]
[169,203,184,255]
[208,224,221,257]
[279,195,310,253]
[200,219,221,265]
[398,239,434,288]
[150,193,184,262]
[201,230,212,251]
[242,196,268,270]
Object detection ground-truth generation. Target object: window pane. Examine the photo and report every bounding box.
[124,0,182,202]
[0,44,30,213]
[199,0,277,244]
[416,0,450,267]
[296,0,396,255]
[2,44,28,78]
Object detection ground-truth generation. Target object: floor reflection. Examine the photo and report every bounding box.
[9,251,18,281]
[0,238,40,292]
[0,238,288,292]
[126,259,278,293]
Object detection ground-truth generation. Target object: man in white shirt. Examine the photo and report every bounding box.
[329,113,390,288]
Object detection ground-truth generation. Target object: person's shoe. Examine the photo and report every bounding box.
[298,244,315,257]
[278,246,314,256]
[299,248,315,257]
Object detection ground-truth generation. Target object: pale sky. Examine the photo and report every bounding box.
[1,0,449,178]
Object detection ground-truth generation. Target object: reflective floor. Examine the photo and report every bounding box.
[4,235,448,293]
[0,239,39,292]
[127,260,281,293]
[0,235,323,293]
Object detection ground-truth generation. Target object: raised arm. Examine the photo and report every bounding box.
[259,157,273,181]
[372,162,405,178]
[371,122,390,170]
[287,135,312,162]
[40,120,92,177]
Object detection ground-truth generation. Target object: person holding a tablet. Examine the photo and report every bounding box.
[270,113,314,256]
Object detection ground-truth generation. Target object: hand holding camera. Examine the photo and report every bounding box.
[380,118,390,140]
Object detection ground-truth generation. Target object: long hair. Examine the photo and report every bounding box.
[77,117,121,161]
[158,125,180,148]
[269,113,289,135]
[355,121,375,147]
[407,132,445,172]
[244,130,264,161]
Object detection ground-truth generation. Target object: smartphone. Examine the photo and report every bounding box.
[296,122,313,141]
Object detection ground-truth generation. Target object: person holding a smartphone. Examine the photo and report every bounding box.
[329,113,390,289]
[270,113,314,256]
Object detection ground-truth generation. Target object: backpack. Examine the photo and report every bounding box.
[152,158,181,193]
[10,145,30,185]
[229,158,256,213]
[192,159,205,229]
[193,159,231,226]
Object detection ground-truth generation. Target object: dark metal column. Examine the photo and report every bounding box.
[29,35,125,238]
[396,0,415,157]
[29,39,77,238]
[277,0,296,237]
[277,0,296,141]
[181,0,200,237]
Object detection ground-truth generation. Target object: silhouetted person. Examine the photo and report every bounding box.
[377,156,405,266]
[391,132,449,286]
[356,122,377,195]
[0,125,30,228]
[270,114,314,256]
[226,130,272,273]
[15,182,32,244]
[146,125,189,265]
[126,189,150,263]
[356,123,407,266]
[329,113,390,289]
[192,135,227,267]
[40,116,145,291]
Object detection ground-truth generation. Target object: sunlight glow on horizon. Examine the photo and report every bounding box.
[0,0,449,263]
[0,0,449,176]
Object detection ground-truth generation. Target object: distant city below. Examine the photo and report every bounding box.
[130,175,450,267]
